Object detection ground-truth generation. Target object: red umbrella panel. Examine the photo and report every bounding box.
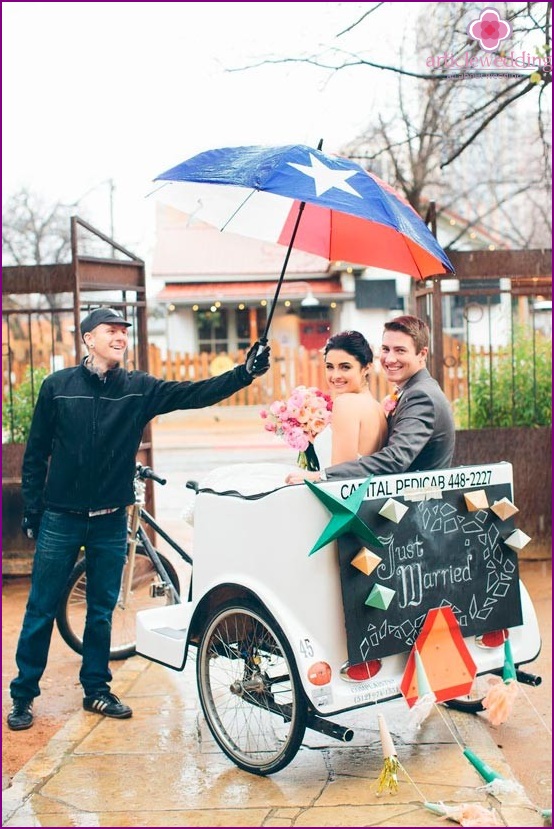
[277,199,446,280]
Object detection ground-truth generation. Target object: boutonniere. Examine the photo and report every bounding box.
[383,388,402,417]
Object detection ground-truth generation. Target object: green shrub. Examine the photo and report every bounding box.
[453,327,552,428]
[2,367,48,443]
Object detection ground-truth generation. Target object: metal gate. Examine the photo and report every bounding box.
[2,217,151,573]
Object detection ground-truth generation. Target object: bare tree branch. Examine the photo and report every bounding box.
[335,3,384,38]
[228,51,445,81]
[443,183,540,248]
[2,188,74,267]
[440,76,549,169]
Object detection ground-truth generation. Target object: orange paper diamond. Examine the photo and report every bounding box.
[351,548,382,576]
[400,607,477,706]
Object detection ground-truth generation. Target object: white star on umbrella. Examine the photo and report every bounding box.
[287,153,363,198]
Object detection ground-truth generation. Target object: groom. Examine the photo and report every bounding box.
[291,315,455,483]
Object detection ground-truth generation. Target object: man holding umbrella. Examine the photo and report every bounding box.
[7,307,270,731]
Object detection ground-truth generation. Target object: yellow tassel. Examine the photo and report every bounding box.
[377,756,400,794]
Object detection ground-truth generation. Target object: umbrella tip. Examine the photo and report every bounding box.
[317,138,323,150]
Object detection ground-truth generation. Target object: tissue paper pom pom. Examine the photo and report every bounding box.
[410,692,436,728]
[454,802,503,826]
[426,801,504,826]
[482,677,519,726]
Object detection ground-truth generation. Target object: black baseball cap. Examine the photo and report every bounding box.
[80,307,132,337]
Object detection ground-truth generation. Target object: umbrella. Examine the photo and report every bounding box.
[153,143,454,341]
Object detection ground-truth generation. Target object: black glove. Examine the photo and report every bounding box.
[244,341,271,378]
[21,511,42,540]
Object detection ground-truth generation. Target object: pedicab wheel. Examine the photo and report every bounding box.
[56,548,180,660]
[196,599,308,775]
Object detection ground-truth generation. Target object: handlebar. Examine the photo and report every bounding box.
[136,463,167,486]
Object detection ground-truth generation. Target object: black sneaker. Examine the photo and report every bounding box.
[7,698,34,730]
[83,691,132,719]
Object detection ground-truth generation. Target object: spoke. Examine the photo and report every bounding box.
[200,609,300,766]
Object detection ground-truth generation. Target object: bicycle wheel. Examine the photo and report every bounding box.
[196,599,307,775]
[56,548,180,660]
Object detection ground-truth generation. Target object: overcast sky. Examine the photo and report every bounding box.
[3,2,420,265]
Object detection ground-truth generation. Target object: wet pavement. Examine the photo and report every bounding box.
[2,652,549,827]
[3,408,551,827]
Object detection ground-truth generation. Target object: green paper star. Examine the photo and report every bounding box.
[305,476,384,556]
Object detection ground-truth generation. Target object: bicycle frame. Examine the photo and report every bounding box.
[56,464,191,662]
[121,473,193,608]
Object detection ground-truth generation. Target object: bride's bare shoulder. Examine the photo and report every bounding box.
[332,393,362,413]
[334,392,381,411]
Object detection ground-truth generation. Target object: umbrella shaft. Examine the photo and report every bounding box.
[261,200,306,344]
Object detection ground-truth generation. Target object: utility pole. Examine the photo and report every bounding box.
[107,178,115,240]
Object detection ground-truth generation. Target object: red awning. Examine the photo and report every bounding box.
[157,278,347,303]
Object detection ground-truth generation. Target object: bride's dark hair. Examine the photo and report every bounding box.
[324,330,374,366]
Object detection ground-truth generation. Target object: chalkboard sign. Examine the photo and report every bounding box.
[337,464,522,663]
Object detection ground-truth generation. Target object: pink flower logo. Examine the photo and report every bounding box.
[467,8,512,52]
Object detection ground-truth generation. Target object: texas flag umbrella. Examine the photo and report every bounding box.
[153,143,454,341]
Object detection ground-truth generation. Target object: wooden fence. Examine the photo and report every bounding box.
[148,341,392,406]
[1,331,541,416]
[147,336,476,407]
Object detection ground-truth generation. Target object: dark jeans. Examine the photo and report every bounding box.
[10,508,128,700]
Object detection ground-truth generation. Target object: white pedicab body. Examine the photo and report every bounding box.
[136,462,541,775]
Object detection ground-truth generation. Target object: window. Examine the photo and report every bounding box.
[458,278,501,305]
[196,308,228,353]
[355,279,399,310]
[299,306,330,320]
[236,307,267,350]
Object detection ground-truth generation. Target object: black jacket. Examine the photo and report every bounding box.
[22,359,253,513]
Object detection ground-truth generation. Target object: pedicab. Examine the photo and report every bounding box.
[136,461,541,776]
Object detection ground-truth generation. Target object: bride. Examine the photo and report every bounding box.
[286,330,387,482]
[192,330,387,501]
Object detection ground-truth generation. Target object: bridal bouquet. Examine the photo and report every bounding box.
[260,386,333,471]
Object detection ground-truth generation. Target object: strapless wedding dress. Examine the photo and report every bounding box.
[313,425,362,469]
[195,425,336,497]
[183,426,340,526]
[183,461,299,524]
[197,462,299,496]
[313,425,333,469]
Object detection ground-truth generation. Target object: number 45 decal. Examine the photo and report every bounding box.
[299,638,314,658]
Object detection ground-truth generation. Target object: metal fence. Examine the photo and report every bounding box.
[3,251,551,430]
[416,249,551,429]
[440,289,551,429]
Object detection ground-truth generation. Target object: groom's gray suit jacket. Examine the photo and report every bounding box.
[325,368,455,480]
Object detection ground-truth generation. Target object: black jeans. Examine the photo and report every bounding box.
[10,508,128,700]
